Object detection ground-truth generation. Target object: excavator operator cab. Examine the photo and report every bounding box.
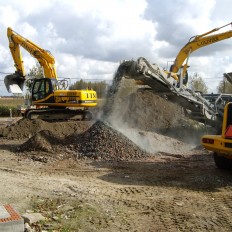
[170,64,189,87]
[178,66,189,86]
[32,78,55,101]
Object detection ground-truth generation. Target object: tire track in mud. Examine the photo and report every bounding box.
[2,156,232,231]
[113,187,180,231]
[202,192,232,231]
[32,163,232,231]
[98,185,232,231]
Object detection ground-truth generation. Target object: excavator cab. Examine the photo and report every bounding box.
[31,78,56,101]
[178,66,189,86]
[169,64,189,87]
[4,72,25,94]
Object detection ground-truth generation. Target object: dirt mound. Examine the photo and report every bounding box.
[19,120,149,161]
[19,130,63,152]
[111,90,187,131]
[0,118,93,140]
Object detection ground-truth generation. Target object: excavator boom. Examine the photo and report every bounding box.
[113,22,232,128]
[170,22,232,81]
[5,27,57,93]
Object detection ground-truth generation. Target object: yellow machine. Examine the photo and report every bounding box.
[169,22,232,85]
[112,22,232,127]
[202,102,232,169]
[4,27,97,120]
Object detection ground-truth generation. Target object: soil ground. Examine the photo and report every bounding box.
[1,134,232,231]
[0,88,231,231]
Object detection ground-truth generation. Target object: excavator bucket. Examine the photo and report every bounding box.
[4,73,25,94]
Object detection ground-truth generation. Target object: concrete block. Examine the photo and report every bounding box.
[0,204,24,232]
[22,212,45,224]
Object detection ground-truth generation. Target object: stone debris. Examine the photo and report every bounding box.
[22,212,46,224]
[18,120,150,161]
[71,120,149,160]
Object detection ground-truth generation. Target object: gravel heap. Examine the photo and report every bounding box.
[19,120,150,161]
[72,120,149,160]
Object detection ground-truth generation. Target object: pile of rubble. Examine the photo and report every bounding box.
[70,120,149,160]
[18,120,150,161]
[106,88,190,132]
[0,76,201,162]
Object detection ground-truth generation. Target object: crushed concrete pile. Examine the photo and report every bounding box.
[18,120,150,161]
[70,120,149,160]
[103,77,192,133]
[131,91,188,130]
[103,79,206,144]
[115,127,193,154]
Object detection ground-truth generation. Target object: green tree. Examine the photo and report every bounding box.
[69,79,108,98]
[26,62,44,91]
[28,62,44,78]
[189,73,208,93]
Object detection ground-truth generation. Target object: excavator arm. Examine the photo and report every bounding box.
[5,27,57,93]
[170,22,232,81]
[112,22,232,128]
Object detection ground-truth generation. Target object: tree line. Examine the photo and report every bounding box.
[69,79,108,98]
[189,72,232,94]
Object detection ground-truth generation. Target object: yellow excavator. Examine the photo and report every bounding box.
[202,102,232,170]
[170,22,232,86]
[4,27,97,120]
[112,22,232,127]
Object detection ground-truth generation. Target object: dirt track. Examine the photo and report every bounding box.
[1,136,232,231]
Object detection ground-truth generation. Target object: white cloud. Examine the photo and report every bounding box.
[0,5,19,28]
[0,0,231,96]
[56,53,117,85]
[5,0,54,16]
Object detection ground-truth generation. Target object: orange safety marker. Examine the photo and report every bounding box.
[225,125,232,138]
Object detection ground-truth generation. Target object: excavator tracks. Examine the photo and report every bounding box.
[24,108,93,121]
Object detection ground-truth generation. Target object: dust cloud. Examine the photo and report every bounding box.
[101,76,193,154]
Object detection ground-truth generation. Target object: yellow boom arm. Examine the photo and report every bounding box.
[170,22,232,78]
[7,27,57,78]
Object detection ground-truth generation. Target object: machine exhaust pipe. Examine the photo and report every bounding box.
[4,73,25,94]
